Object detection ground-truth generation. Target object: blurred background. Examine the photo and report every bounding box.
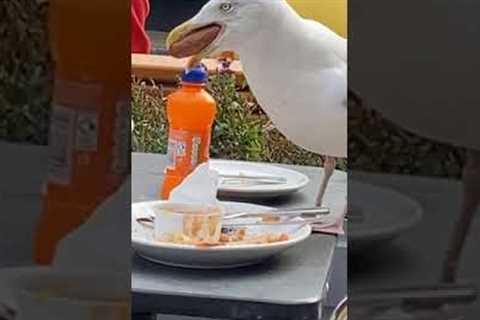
[1,0,464,176]
[2,1,478,319]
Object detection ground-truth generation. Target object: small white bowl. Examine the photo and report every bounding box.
[150,202,225,244]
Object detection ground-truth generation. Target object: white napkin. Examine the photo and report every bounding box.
[168,162,219,205]
[313,201,346,235]
[53,163,219,273]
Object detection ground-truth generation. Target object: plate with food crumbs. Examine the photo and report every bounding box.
[132,201,312,269]
[210,160,310,198]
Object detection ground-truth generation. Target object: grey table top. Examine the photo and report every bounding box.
[2,144,477,317]
[132,236,334,320]
[349,171,480,317]
[350,172,480,286]
[0,142,47,268]
[131,153,346,320]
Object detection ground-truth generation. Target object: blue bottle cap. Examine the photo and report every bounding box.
[181,64,208,83]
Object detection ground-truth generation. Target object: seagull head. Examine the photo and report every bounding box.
[166,0,282,59]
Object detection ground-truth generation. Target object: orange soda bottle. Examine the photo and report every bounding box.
[160,65,217,199]
[34,0,130,264]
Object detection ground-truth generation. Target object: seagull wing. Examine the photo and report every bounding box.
[304,19,347,63]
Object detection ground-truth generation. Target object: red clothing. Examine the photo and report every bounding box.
[131,0,151,54]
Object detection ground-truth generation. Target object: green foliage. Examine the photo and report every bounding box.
[131,79,168,154]
[208,74,265,162]
[348,96,465,177]
[0,1,52,145]
[131,74,267,161]
[131,74,330,168]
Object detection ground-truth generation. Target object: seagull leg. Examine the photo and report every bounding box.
[316,156,336,207]
[186,55,202,70]
[442,149,480,282]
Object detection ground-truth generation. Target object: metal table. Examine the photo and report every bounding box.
[131,153,347,320]
[349,172,480,317]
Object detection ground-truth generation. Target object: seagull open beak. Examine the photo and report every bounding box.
[166,20,225,59]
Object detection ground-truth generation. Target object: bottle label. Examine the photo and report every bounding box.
[47,105,75,185]
[47,80,104,185]
[112,98,130,175]
[166,129,202,171]
[191,136,201,167]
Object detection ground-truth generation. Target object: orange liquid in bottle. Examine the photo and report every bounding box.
[34,0,130,264]
[160,66,217,199]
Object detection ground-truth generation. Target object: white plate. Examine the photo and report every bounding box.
[132,201,312,269]
[210,160,310,198]
[0,267,128,316]
[349,181,423,252]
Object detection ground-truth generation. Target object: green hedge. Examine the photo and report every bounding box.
[132,74,340,169]
[0,1,52,145]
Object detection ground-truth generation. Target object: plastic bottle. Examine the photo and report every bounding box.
[34,0,130,264]
[160,65,217,199]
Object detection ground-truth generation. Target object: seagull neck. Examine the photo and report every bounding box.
[238,4,302,58]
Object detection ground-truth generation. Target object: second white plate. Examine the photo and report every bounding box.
[349,180,423,253]
[210,160,310,198]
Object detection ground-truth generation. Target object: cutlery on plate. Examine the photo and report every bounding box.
[223,207,330,220]
[136,216,333,229]
[219,173,288,186]
[136,207,333,228]
[222,216,334,227]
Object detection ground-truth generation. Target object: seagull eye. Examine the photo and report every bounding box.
[219,2,234,14]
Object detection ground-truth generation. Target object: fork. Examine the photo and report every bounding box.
[136,207,333,228]
[223,207,330,220]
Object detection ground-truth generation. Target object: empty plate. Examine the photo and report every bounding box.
[349,181,423,253]
[210,160,310,198]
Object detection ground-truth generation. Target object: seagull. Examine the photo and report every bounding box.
[350,0,479,282]
[166,0,347,207]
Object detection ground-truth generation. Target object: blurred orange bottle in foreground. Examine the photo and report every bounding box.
[161,65,217,199]
[34,0,130,264]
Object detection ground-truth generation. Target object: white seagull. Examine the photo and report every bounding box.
[166,0,347,207]
[350,0,479,282]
